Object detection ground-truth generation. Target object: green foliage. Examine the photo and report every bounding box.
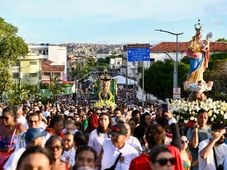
[210,52,227,61]
[72,57,96,80]
[216,38,227,42]
[49,76,65,101]
[142,60,189,100]
[6,83,39,105]
[96,57,110,70]
[0,17,28,97]
[0,60,13,94]
[204,53,227,101]
[73,63,91,80]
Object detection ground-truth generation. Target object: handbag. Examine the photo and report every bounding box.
[213,147,224,170]
[104,152,122,170]
[0,126,18,169]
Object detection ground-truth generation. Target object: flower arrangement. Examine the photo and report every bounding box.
[94,99,116,109]
[169,98,227,125]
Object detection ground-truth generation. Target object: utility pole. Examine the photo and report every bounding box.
[155,29,183,99]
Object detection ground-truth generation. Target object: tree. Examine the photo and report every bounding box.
[0,17,28,99]
[142,60,189,100]
[96,57,110,71]
[204,53,227,101]
[72,56,96,80]
[49,76,64,102]
[7,83,40,105]
[216,38,227,42]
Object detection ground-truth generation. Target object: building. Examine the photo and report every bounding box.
[12,44,67,85]
[41,60,65,84]
[29,44,67,77]
[12,53,43,85]
[150,41,227,61]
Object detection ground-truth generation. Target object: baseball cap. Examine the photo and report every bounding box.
[25,128,47,144]
[110,124,128,136]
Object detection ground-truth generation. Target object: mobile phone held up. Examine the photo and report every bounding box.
[161,104,169,113]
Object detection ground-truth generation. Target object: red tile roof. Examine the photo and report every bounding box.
[42,60,64,72]
[150,42,227,53]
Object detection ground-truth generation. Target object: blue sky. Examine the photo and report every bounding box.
[1,0,227,44]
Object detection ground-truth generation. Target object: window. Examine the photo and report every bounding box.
[44,72,50,76]
[30,61,37,65]
[30,73,38,78]
[13,73,19,79]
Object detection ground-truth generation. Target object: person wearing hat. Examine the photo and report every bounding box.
[101,123,139,170]
[4,128,47,170]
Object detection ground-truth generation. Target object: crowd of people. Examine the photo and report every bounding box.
[0,96,226,170]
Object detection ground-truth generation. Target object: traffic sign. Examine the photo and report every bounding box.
[128,48,150,62]
[173,87,181,99]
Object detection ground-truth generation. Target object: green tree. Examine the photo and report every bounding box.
[204,53,227,101]
[0,17,28,99]
[96,57,110,71]
[49,76,64,102]
[72,56,96,80]
[142,60,189,100]
[73,63,91,80]
[216,38,227,42]
[7,83,40,105]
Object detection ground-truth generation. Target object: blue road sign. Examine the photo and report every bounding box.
[128,48,150,62]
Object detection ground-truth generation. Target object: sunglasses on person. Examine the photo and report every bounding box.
[181,140,188,144]
[155,157,176,166]
[50,145,63,151]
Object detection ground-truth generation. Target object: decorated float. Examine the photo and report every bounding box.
[93,71,117,108]
[170,20,227,124]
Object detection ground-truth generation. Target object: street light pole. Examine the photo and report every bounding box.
[155,29,183,99]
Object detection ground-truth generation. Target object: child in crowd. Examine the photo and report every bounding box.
[61,132,76,167]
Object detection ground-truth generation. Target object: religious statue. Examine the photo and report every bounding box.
[99,71,113,101]
[94,70,117,108]
[184,20,213,101]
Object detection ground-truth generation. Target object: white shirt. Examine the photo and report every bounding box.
[126,136,142,153]
[88,129,109,156]
[199,139,227,170]
[61,147,76,166]
[3,148,26,170]
[17,116,28,129]
[101,139,139,170]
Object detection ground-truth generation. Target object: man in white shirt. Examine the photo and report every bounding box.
[101,123,139,170]
[199,123,227,170]
[15,112,48,150]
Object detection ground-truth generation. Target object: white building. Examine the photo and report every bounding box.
[28,44,67,79]
[109,58,122,69]
[150,42,187,62]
